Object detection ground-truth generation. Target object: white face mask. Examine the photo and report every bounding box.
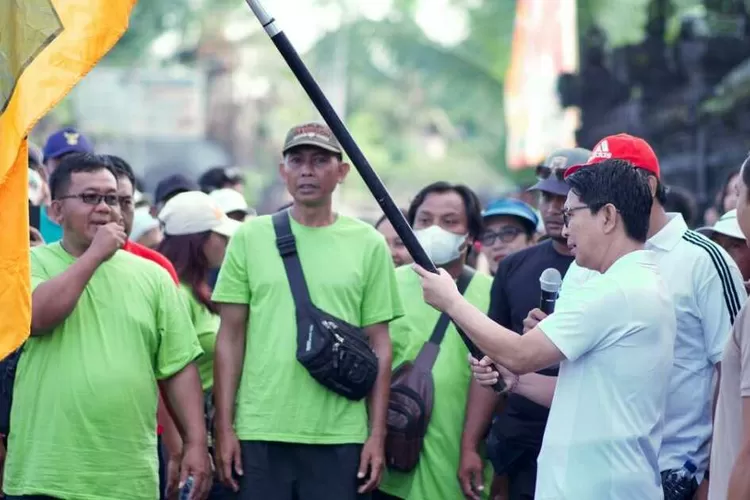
[414,224,468,265]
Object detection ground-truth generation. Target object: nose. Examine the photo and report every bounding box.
[561,224,570,239]
[298,161,316,176]
[93,199,112,213]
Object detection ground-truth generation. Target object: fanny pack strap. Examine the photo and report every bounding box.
[413,265,478,371]
[272,210,314,313]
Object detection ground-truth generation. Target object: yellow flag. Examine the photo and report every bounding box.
[0,0,137,358]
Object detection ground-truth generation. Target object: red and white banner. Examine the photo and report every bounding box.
[504,0,580,170]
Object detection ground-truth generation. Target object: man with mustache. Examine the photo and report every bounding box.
[212,123,403,500]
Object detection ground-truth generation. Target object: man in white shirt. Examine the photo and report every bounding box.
[415,158,676,499]
[522,134,746,499]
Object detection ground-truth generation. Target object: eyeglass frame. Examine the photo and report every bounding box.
[56,192,121,207]
[562,202,616,227]
[480,226,527,246]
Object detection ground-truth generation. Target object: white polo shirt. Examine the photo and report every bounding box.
[559,213,746,481]
[536,250,675,499]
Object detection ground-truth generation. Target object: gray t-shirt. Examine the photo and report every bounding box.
[709,301,750,500]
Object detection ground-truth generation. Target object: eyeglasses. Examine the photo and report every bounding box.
[562,205,590,226]
[58,193,120,207]
[536,164,566,182]
[480,226,524,246]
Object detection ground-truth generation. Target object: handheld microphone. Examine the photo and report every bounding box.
[539,268,562,315]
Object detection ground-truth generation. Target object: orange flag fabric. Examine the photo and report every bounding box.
[0,0,137,359]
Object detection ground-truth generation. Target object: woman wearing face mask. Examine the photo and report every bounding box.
[375,182,494,500]
[157,191,240,499]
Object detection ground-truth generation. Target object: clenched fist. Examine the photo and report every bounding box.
[86,222,127,263]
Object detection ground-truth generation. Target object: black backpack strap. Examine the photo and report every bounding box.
[271,210,313,308]
[427,266,475,346]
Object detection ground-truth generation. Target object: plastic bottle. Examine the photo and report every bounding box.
[662,461,697,500]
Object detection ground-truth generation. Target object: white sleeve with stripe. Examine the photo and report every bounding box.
[690,234,748,364]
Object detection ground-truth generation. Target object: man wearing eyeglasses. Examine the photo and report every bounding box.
[459,148,590,500]
[3,153,212,500]
[520,134,747,500]
[478,198,538,276]
[423,159,676,499]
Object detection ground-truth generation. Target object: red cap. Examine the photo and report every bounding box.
[564,133,660,179]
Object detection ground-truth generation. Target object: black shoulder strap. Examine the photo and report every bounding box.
[272,210,313,308]
[427,266,475,346]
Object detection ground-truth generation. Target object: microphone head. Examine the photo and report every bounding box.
[539,268,562,293]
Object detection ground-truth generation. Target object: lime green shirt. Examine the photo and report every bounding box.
[5,243,203,500]
[212,214,403,444]
[179,284,219,390]
[380,266,494,499]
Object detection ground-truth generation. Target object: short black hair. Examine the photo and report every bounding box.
[198,166,245,193]
[636,168,668,205]
[375,208,409,229]
[407,182,484,239]
[105,155,135,187]
[664,185,698,227]
[49,153,116,200]
[566,159,652,242]
[742,155,750,198]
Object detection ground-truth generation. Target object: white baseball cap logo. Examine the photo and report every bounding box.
[589,139,611,161]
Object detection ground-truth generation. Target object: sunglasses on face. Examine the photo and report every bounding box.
[480,226,524,245]
[535,164,566,182]
[58,193,120,207]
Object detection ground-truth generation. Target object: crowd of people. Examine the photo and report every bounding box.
[4,121,750,500]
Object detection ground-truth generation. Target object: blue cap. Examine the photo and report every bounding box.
[482,198,539,231]
[43,127,94,160]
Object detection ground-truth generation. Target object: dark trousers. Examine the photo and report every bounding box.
[489,446,536,500]
[234,441,368,500]
[6,496,59,500]
[506,457,536,500]
[371,491,402,500]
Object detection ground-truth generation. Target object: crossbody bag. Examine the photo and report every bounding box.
[272,210,379,401]
[385,266,477,472]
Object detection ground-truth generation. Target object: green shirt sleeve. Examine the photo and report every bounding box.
[154,276,204,380]
[360,235,404,326]
[30,247,50,291]
[212,224,251,304]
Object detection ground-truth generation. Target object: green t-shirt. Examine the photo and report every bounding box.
[212,214,403,444]
[179,284,219,390]
[380,265,494,500]
[5,243,203,500]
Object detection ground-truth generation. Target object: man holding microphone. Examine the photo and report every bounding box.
[414,158,676,499]
[517,134,746,499]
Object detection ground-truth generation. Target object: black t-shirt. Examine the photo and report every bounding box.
[488,239,574,453]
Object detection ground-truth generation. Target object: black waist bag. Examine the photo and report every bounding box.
[272,210,378,401]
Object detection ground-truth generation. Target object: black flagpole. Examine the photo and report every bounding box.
[243,0,507,392]
[243,0,437,274]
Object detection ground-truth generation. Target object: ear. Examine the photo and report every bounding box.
[601,204,619,235]
[279,161,288,183]
[337,161,351,184]
[47,200,65,225]
[647,175,658,199]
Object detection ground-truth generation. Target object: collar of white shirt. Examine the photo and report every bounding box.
[646,212,687,252]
